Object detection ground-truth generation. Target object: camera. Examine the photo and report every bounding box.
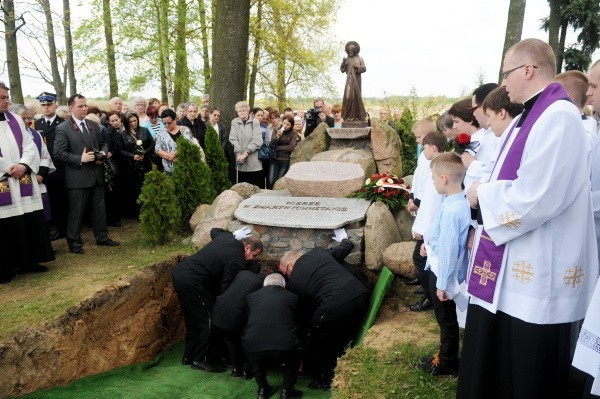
[93,150,107,162]
[305,106,322,121]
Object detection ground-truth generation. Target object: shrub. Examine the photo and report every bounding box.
[172,138,216,230]
[137,170,181,245]
[390,107,417,176]
[204,123,231,194]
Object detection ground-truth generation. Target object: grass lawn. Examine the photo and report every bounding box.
[0,220,194,342]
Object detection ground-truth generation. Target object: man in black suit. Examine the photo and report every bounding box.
[243,273,303,399]
[34,92,67,240]
[212,263,277,378]
[53,94,119,254]
[279,242,369,390]
[172,228,263,372]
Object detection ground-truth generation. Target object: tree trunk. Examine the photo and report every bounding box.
[102,0,118,97]
[248,0,262,108]
[40,0,66,103]
[211,0,250,132]
[198,0,211,94]
[556,20,568,72]
[173,0,189,105]
[63,0,77,96]
[156,0,173,107]
[3,0,24,104]
[276,58,286,112]
[548,0,561,61]
[499,0,526,82]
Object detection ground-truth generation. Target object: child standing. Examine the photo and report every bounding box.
[417,152,471,376]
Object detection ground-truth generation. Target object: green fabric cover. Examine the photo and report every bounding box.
[12,342,330,399]
[354,266,395,346]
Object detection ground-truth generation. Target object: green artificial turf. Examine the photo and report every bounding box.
[13,342,331,399]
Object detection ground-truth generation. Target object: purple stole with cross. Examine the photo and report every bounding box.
[0,113,34,206]
[467,83,569,303]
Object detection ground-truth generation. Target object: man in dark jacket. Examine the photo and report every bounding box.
[243,273,303,399]
[279,240,369,390]
[172,228,263,372]
[212,263,277,378]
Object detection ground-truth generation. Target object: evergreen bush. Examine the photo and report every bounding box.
[172,138,216,230]
[204,123,231,194]
[137,170,181,245]
[390,107,417,176]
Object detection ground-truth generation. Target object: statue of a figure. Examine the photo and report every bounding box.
[340,41,367,123]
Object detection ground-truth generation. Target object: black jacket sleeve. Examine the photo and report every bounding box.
[329,239,354,263]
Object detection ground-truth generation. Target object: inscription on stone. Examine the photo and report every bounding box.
[234,196,371,229]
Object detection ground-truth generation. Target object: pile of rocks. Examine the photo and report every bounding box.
[188,118,418,281]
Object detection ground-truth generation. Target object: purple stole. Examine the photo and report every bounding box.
[467,83,569,303]
[0,113,34,206]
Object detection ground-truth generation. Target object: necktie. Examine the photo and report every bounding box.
[80,121,91,140]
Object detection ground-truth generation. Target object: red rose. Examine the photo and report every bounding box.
[398,179,404,184]
[457,133,471,145]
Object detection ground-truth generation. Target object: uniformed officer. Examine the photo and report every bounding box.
[34,92,67,240]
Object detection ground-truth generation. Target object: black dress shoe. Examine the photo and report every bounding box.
[0,272,15,284]
[257,385,273,399]
[49,231,66,241]
[26,264,49,273]
[191,361,226,373]
[307,379,331,390]
[181,357,192,365]
[410,298,432,312]
[405,278,420,286]
[231,367,243,377]
[69,247,85,254]
[280,387,303,399]
[97,238,120,247]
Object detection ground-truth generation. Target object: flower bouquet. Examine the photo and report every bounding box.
[351,172,410,210]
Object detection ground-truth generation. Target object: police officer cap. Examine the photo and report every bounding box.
[37,92,57,105]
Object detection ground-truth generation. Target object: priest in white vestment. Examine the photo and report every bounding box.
[457,39,599,399]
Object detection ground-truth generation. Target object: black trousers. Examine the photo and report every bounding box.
[171,273,218,363]
[66,184,108,248]
[237,169,264,188]
[413,239,431,301]
[219,327,247,371]
[457,304,572,399]
[46,177,68,234]
[428,273,459,368]
[306,292,370,383]
[246,350,300,390]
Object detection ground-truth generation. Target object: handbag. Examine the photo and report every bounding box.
[258,142,276,162]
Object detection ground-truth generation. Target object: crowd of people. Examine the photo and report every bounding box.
[3,35,600,399]
[0,89,349,283]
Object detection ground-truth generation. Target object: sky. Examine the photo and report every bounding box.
[330,0,560,98]
[4,0,597,100]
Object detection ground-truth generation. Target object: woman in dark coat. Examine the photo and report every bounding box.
[119,111,153,218]
[268,115,298,187]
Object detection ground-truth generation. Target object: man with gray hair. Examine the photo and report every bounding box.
[243,272,302,399]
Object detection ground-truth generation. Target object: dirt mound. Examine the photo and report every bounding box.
[0,257,186,398]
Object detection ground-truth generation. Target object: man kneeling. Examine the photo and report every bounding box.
[243,273,303,399]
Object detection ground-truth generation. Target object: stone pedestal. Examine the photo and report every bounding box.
[284,161,364,198]
[327,127,371,139]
